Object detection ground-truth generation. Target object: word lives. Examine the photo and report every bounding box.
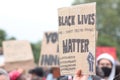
[59,13,95,26]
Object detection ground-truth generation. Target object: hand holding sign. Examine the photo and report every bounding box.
[73,70,89,80]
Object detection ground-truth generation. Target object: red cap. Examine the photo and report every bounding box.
[9,70,21,80]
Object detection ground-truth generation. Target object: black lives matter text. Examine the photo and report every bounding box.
[78,13,95,25]
[63,39,89,53]
[59,13,95,26]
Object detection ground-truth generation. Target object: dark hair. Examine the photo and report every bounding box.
[115,65,120,76]
[29,67,44,77]
[49,68,53,73]
[113,73,120,80]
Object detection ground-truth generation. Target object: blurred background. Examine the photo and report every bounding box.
[0,0,120,65]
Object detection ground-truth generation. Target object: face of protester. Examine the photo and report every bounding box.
[98,59,113,78]
[98,59,112,68]
[0,75,7,80]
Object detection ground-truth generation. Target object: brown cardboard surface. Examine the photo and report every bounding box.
[58,2,96,75]
[2,40,35,71]
[39,32,59,67]
[4,60,35,71]
[3,40,34,62]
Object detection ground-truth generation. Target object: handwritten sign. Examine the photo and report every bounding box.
[3,40,33,62]
[39,32,59,67]
[3,40,35,71]
[58,2,96,75]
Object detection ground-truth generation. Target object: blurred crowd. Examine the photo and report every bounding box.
[0,53,120,80]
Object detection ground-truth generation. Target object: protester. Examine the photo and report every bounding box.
[115,65,120,76]
[46,68,54,80]
[73,53,116,80]
[42,67,49,78]
[9,68,26,80]
[29,67,44,80]
[97,53,116,80]
[113,73,120,80]
[0,68,10,80]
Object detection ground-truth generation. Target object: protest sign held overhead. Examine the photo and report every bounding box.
[39,32,59,67]
[2,40,35,71]
[58,2,96,75]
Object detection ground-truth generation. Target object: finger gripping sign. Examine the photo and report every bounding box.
[58,2,96,76]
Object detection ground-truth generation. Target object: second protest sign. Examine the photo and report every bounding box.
[58,2,96,75]
[39,32,59,67]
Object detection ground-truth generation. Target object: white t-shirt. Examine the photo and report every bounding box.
[0,55,5,66]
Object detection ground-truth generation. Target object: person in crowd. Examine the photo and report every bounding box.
[46,68,54,80]
[113,73,120,80]
[9,68,26,80]
[73,53,116,80]
[97,53,116,80]
[0,68,10,80]
[29,67,44,80]
[42,67,49,78]
[115,64,120,76]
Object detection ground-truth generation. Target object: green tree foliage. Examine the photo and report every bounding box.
[0,29,16,47]
[0,29,7,46]
[31,41,41,65]
[72,0,120,59]
[8,37,16,40]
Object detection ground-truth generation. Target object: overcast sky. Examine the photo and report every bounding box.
[0,0,73,43]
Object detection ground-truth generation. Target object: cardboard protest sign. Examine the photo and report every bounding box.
[2,40,35,71]
[39,32,59,67]
[58,2,96,75]
[4,60,34,71]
